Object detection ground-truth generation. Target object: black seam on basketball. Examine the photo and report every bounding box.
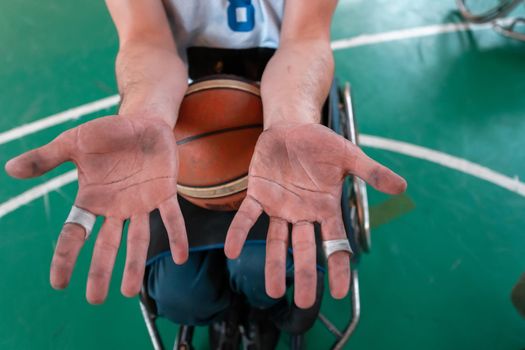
[176,123,263,145]
[178,173,248,189]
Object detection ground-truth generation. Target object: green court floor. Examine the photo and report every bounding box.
[1,0,524,349]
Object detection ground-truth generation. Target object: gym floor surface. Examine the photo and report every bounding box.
[1,0,524,349]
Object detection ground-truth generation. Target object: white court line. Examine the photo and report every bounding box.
[0,170,78,219]
[1,135,523,220]
[330,21,493,50]
[360,134,525,197]
[0,95,120,146]
[0,21,501,146]
[0,20,523,219]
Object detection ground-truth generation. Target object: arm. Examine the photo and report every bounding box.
[5,0,189,304]
[106,0,188,126]
[225,0,407,309]
[260,0,337,129]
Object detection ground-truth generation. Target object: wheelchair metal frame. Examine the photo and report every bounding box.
[138,81,371,350]
[456,0,525,41]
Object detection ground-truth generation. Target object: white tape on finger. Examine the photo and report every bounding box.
[322,239,353,259]
[65,205,96,240]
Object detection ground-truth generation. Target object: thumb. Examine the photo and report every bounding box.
[344,140,407,195]
[5,134,71,179]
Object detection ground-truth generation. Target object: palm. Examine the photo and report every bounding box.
[71,117,178,218]
[6,116,187,304]
[248,124,349,222]
[225,123,406,309]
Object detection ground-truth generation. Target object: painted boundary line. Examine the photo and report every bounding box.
[360,135,525,196]
[330,21,493,50]
[1,134,524,220]
[0,95,120,146]
[1,20,523,219]
[0,21,501,146]
[0,170,78,219]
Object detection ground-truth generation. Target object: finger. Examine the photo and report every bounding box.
[50,223,88,290]
[321,215,351,299]
[159,196,188,265]
[86,218,123,304]
[5,134,70,179]
[121,214,150,297]
[225,195,263,259]
[292,222,317,309]
[344,141,407,195]
[265,218,289,299]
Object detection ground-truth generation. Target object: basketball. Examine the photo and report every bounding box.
[174,76,263,211]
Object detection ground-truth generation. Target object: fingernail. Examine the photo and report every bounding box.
[4,159,14,173]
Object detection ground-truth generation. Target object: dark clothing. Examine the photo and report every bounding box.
[147,243,294,325]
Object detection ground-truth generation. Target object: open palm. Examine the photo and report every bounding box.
[5,116,187,303]
[225,123,406,308]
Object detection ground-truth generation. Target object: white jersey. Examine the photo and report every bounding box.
[163,0,284,58]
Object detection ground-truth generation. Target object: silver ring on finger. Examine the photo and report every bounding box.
[64,205,96,240]
[322,239,353,259]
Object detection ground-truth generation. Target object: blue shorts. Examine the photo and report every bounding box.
[147,242,294,325]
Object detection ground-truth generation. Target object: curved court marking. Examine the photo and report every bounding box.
[330,21,493,50]
[1,134,524,220]
[1,20,523,219]
[0,170,77,218]
[0,21,503,146]
[359,135,525,197]
[0,95,120,146]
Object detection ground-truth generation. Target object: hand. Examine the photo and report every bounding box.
[5,116,187,304]
[224,123,406,308]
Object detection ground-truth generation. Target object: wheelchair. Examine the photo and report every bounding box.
[456,0,525,41]
[138,80,371,350]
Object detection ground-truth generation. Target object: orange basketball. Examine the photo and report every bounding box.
[174,76,263,211]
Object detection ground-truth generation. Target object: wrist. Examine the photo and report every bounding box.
[119,112,175,129]
[119,93,179,127]
[115,44,188,128]
[263,112,320,130]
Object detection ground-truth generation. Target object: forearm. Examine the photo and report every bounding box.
[261,39,334,129]
[116,40,188,127]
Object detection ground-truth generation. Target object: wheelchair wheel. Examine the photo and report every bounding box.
[456,0,521,23]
